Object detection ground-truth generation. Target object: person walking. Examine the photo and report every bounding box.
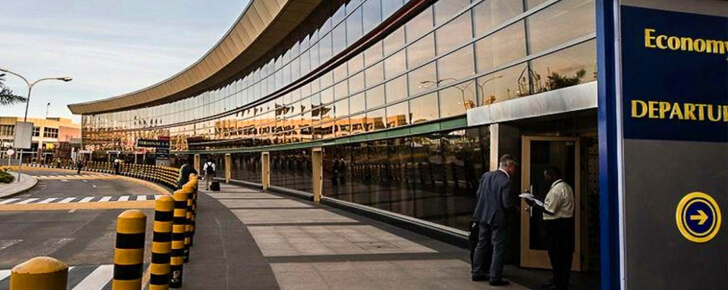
[203,159,216,190]
[177,158,198,189]
[76,158,83,175]
[528,167,575,290]
[471,155,517,286]
[113,158,121,175]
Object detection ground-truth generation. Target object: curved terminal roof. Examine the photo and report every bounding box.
[68,0,322,115]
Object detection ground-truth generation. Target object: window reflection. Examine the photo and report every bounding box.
[528,40,597,94]
[527,0,595,54]
[409,93,439,124]
[475,21,527,73]
[435,12,472,54]
[439,80,477,118]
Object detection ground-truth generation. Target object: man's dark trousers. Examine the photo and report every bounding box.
[546,218,574,290]
[472,221,507,281]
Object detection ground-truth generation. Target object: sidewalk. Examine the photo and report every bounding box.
[0,172,37,198]
[184,183,528,290]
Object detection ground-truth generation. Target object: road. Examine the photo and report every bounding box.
[0,168,169,289]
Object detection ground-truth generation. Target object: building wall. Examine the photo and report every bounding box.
[0,117,81,160]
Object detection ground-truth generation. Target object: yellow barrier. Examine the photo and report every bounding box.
[113,210,147,290]
[10,257,68,290]
[149,196,174,290]
[169,190,188,288]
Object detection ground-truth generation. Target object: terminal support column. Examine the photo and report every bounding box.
[261,152,270,190]
[224,153,231,183]
[312,148,323,202]
[193,154,200,175]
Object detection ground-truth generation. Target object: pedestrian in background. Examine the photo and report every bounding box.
[471,154,517,286]
[177,158,198,189]
[203,158,216,190]
[76,158,83,174]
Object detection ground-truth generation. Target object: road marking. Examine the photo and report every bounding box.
[34,238,74,256]
[118,196,130,202]
[92,185,97,188]
[79,197,94,203]
[99,196,112,202]
[59,197,76,203]
[71,264,114,290]
[0,269,10,284]
[16,198,39,204]
[69,209,77,213]
[38,198,58,204]
[0,239,22,252]
[155,195,162,200]
[0,198,20,205]
[137,195,147,201]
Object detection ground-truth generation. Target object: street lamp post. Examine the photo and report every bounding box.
[0,68,72,182]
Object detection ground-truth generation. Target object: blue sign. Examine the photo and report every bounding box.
[676,192,722,243]
[622,7,728,142]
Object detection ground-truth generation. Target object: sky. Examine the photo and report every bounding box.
[0,0,249,123]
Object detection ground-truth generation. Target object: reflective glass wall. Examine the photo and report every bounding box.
[82,0,596,153]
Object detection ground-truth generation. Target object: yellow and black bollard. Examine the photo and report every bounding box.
[113,210,147,290]
[10,256,68,290]
[183,181,196,247]
[182,186,193,262]
[170,190,188,288]
[150,196,174,290]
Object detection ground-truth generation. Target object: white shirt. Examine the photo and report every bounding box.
[543,179,574,220]
[203,162,216,174]
[498,168,510,179]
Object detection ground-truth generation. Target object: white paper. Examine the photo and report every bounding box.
[519,193,544,207]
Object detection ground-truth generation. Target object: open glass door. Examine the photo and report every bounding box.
[520,136,581,270]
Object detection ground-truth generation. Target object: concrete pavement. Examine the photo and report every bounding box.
[0,172,37,198]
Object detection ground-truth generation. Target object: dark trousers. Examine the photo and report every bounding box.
[546,218,574,290]
[471,222,507,281]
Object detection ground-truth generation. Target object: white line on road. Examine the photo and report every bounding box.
[99,196,112,202]
[154,195,162,200]
[136,195,147,201]
[118,196,129,201]
[59,197,76,203]
[0,269,10,283]
[68,209,77,213]
[38,198,58,204]
[71,264,114,290]
[79,197,94,203]
[0,239,22,252]
[16,198,39,204]
[0,198,20,205]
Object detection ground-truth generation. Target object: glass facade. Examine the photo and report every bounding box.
[80,0,597,231]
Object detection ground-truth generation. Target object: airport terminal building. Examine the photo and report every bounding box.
[69,0,728,288]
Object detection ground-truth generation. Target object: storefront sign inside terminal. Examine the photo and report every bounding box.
[617,3,727,289]
[135,139,170,149]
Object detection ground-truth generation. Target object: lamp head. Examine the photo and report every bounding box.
[59,77,73,82]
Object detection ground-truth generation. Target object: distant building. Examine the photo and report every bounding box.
[0,117,81,163]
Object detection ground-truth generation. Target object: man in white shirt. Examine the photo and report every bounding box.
[537,166,575,290]
[203,159,216,190]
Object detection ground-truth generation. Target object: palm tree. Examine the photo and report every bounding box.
[0,73,26,105]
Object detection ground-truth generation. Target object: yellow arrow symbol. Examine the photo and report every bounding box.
[690,210,708,225]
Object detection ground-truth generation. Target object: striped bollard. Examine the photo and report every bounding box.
[10,257,68,290]
[169,190,188,288]
[182,186,193,262]
[113,210,147,290]
[183,181,196,247]
[150,196,174,290]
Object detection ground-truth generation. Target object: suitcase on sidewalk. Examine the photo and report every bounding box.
[210,181,221,191]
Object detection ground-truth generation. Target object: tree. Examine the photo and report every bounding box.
[546,69,587,91]
[0,73,26,105]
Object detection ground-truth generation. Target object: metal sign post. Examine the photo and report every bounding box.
[13,122,32,183]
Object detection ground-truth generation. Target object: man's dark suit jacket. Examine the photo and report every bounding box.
[473,170,514,226]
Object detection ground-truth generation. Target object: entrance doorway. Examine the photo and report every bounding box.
[520,136,582,271]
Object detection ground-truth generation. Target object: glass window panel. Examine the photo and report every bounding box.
[320,71,334,88]
[382,0,403,19]
[385,75,408,104]
[386,102,409,128]
[439,80,477,117]
[366,85,385,110]
[434,0,470,25]
[477,64,530,105]
[383,27,405,56]
[350,92,366,114]
[333,23,347,55]
[347,7,363,45]
[351,113,366,134]
[321,87,334,105]
[365,62,384,87]
[348,53,364,74]
[349,71,365,94]
[320,32,333,61]
[475,21,527,73]
[437,45,475,81]
[408,63,437,95]
[407,33,435,68]
[473,0,523,36]
[529,39,597,94]
[366,108,386,131]
[362,0,382,33]
[365,41,384,66]
[409,93,439,124]
[335,98,350,118]
[384,50,406,79]
[334,81,349,101]
[334,65,348,83]
[406,7,433,43]
[435,12,472,54]
[527,0,595,54]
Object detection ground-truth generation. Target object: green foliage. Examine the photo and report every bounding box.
[0,171,15,183]
[546,69,587,91]
[0,74,26,106]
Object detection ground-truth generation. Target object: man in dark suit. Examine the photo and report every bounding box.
[471,154,518,286]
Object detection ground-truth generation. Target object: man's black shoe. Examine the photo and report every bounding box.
[489,280,510,286]
[471,275,489,282]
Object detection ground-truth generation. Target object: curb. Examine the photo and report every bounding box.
[0,172,38,199]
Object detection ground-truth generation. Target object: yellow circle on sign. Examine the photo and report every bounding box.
[675,192,721,243]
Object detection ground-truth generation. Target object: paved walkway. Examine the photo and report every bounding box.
[0,172,36,198]
[185,182,528,290]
